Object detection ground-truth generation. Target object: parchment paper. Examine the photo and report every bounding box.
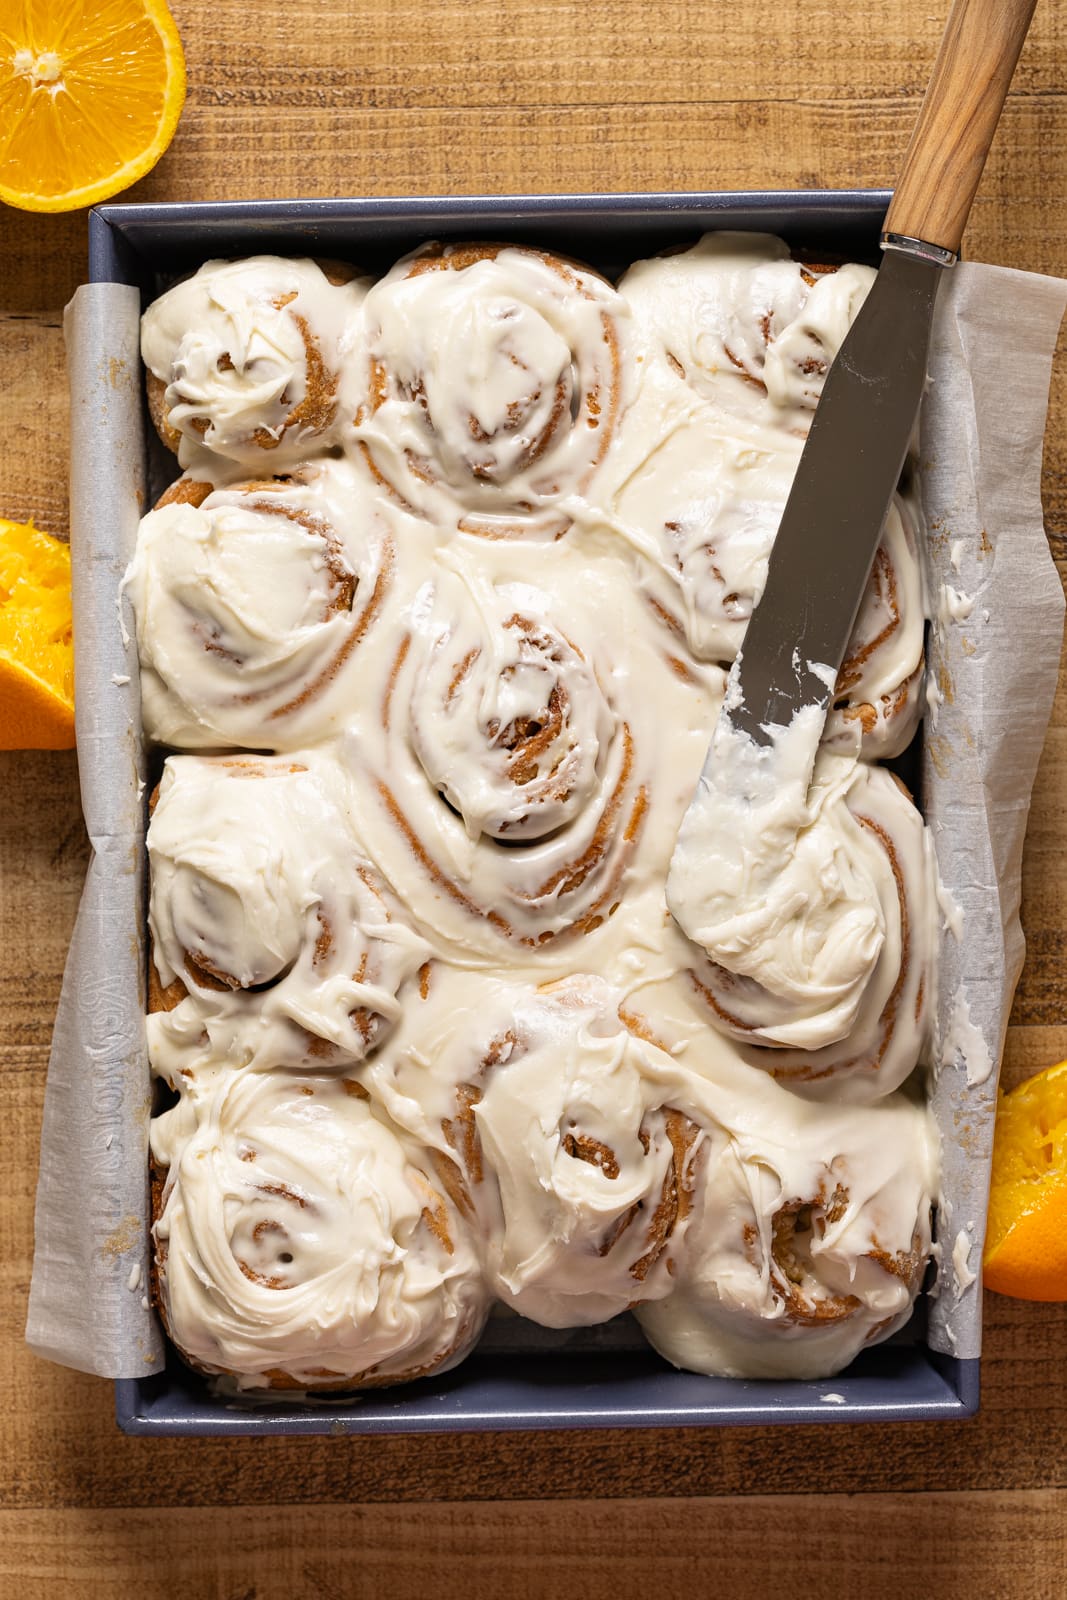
[25,262,1067,1380]
[25,285,163,1378]
[922,263,1067,1356]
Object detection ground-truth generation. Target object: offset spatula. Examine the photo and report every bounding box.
[725,0,1038,745]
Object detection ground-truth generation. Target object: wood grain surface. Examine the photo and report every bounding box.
[2,0,1066,1592]
[884,0,1040,252]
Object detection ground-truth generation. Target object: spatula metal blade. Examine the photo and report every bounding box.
[727,247,944,745]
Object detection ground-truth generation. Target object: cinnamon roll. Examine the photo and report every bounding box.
[604,412,800,667]
[141,255,366,468]
[599,345,924,757]
[353,559,648,953]
[635,1087,936,1379]
[147,753,428,1069]
[352,242,628,538]
[150,1066,489,1390]
[400,977,704,1328]
[124,457,393,751]
[668,710,937,1102]
[618,232,875,436]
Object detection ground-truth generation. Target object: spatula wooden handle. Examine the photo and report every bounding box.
[884,0,1037,254]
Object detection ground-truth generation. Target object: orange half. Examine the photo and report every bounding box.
[984,1058,1067,1301]
[0,0,185,213]
[0,518,75,750]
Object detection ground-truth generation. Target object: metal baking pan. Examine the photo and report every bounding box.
[88,190,979,1435]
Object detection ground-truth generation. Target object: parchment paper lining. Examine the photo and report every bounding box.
[27,284,161,1376]
[26,262,1067,1379]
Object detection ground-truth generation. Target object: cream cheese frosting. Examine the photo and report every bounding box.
[125,457,395,750]
[350,242,630,538]
[148,752,428,1069]
[634,1083,937,1380]
[150,1065,489,1389]
[344,546,657,956]
[422,976,706,1328]
[668,692,937,1100]
[617,231,876,435]
[356,965,935,1366]
[590,233,924,758]
[141,255,368,469]
[136,235,941,1389]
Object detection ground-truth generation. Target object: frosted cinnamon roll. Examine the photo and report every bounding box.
[635,468,924,759]
[599,351,924,756]
[352,242,627,538]
[150,1067,489,1390]
[148,753,428,1069]
[124,458,393,751]
[419,978,704,1327]
[669,711,937,1102]
[354,560,648,954]
[619,232,875,436]
[141,255,366,468]
[635,1088,936,1379]
[606,415,799,667]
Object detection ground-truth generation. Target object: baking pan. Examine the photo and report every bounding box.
[87,190,980,1435]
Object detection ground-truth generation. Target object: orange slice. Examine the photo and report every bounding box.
[984,1057,1067,1301]
[0,518,75,750]
[0,0,186,213]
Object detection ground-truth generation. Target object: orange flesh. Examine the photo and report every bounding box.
[0,0,185,211]
[984,1058,1067,1301]
[0,518,75,750]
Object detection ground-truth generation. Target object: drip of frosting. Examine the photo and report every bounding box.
[150,1068,489,1388]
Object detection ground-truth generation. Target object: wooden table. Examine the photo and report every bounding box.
[2,1,1066,1593]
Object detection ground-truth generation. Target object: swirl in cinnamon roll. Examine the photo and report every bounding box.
[150,1067,489,1390]
[604,414,800,667]
[668,708,937,1101]
[618,232,875,436]
[141,255,366,468]
[392,977,704,1328]
[148,753,428,1068]
[124,458,393,751]
[352,242,628,538]
[353,558,648,953]
[635,1085,936,1379]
